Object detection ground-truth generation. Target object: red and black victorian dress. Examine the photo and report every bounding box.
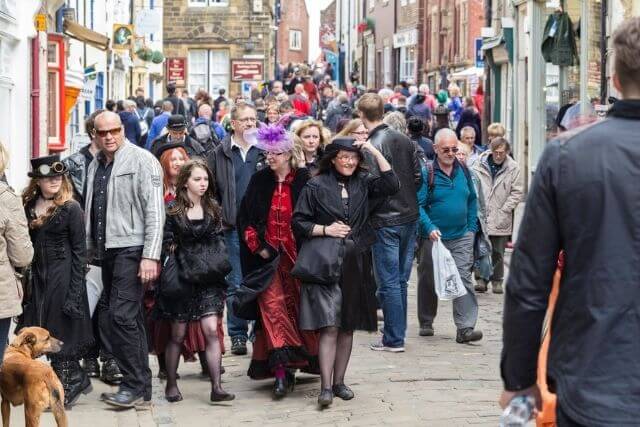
[236,167,319,379]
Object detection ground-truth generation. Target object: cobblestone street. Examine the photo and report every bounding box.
[14,260,508,427]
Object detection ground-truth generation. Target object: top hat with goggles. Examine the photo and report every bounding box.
[28,154,68,178]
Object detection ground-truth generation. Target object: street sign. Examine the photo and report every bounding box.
[475,38,485,69]
[231,60,264,81]
[34,14,47,31]
[166,57,187,87]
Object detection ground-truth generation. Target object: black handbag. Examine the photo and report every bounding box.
[176,234,232,287]
[291,237,345,285]
[159,252,188,299]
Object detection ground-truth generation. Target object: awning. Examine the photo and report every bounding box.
[481,34,509,65]
[63,20,110,51]
[451,67,484,79]
[481,35,504,51]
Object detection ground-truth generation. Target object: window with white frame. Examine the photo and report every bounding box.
[188,0,228,7]
[188,49,229,96]
[289,30,302,51]
[399,46,416,83]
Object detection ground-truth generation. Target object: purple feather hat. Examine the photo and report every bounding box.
[244,123,294,153]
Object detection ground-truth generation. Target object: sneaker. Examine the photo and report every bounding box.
[369,341,405,353]
[474,279,488,293]
[419,325,434,337]
[492,281,504,294]
[230,336,248,356]
[456,328,483,344]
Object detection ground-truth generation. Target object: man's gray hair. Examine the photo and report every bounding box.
[460,126,476,137]
[434,128,458,146]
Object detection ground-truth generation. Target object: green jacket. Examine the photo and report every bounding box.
[542,12,578,66]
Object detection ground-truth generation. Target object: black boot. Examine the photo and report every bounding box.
[56,361,93,408]
[273,377,287,398]
[100,358,123,385]
[82,358,101,378]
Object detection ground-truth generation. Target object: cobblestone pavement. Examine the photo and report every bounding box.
[12,257,510,427]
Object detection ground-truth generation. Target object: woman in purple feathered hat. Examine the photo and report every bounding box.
[235,124,320,397]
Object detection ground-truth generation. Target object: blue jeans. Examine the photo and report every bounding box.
[224,230,248,340]
[372,222,417,348]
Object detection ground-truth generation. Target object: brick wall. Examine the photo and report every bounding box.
[277,0,310,65]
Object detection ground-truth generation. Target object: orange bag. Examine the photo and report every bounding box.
[535,262,562,426]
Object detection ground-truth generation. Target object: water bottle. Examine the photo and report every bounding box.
[499,395,535,427]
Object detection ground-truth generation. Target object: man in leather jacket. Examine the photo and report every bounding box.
[357,93,421,353]
[501,18,640,426]
[62,109,124,386]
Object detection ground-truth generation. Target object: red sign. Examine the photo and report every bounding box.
[166,57,187,87]
[231,60,264,81]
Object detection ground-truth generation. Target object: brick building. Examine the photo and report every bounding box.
[395,0,420,84]
[163,0,275,98]
[362,0,396,88]
[276,0,309,66]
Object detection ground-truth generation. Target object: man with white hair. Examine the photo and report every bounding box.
[119,99,142,146]
[416,128,482,343]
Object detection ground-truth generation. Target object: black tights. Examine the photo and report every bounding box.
[165,315,225,396]
[318,327,353,390]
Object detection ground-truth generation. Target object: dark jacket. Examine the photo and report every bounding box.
[21,200,92,358]
[365,124,422,228]
[502,100,640,426]
[150,134,207,159]
[542,12,578,67]
[325,103,353,133]
[406,102,432,122]
[165,94,186,116]
[232,167,310,320]
[411,135,435,161]
[206,134,266,228]
[119,111,142,146]
[455,108,482,147]
[63,145,94,206]
[293,169,400,247]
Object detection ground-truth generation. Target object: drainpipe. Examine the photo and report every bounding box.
[31,37,41,158]
[482,0,492,146]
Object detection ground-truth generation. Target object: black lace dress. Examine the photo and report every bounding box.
[154,214,226,322]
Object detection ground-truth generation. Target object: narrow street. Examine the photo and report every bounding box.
[18,256,509,427]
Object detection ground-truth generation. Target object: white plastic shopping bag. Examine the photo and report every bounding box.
[432,240,468,300]
[86,265,104,317]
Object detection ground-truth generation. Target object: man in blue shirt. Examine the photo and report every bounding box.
[416,128,482,344]
[145,101,173,149]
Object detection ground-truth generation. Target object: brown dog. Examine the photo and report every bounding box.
[0,327,67,427]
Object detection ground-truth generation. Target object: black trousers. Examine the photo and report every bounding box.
[101,247,152,399]
[87,265,114,361]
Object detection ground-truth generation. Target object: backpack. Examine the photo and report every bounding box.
[425,160,473,196]
[190,121,220,153]
[135,108,150,136]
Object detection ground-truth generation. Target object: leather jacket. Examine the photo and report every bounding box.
[63,145,94,206]
[365,124,421,228]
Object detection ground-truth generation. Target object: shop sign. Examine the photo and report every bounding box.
[231,60,264,81]
[475,38,485,68]
[166,57,187,87]
[393,29,417,48]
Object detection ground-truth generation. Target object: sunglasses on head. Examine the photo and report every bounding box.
[94,127,122,138]
[37,162,65,176]
[441,147,459,154]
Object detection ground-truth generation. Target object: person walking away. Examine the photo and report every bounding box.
[455,97,482,147]
[119,100,142,147]
[293,136,399,406]
[181,89,197,125]
[156,159,234,403]
[20,154,93,407]
[472,138,523,294]
[0,141,33,365]
[63,110,123,384]
[501,18,640,425]
[146,101,174,149]
[165,82,186,116]
[206,103,266,356]
[357,93,422,353]
[234,125,319,398]
[190,103,226,152]
[150,114,207,159]
[407,117,435,161]
[325,95,353,134]
[85,111,164,408]
[415,129,482,343]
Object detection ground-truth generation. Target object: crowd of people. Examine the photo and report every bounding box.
[0,60,523,411]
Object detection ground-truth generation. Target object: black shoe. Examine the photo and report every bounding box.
[273,377,287,398]
[285,370,296,392]
[419,324,434,337]
[165,392,183,403]
[53,361,93,408]
[230,336,247,356]
[82,358,100,378]
[332,384,354,400]
[103,390,144,408]
[101,359,123,385]
[210,390,235,402]
[318,388,333,407]
[456,328,483,344]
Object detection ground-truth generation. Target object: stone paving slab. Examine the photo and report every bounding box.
[10,260,511,426]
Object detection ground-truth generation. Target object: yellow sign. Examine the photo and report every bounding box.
[113,24,134,50]
[34,14,47,32]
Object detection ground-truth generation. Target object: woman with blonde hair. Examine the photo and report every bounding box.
[294,119,330,172]
[20,154,93,407]
[0,142,33,364]
[336,118,369,144]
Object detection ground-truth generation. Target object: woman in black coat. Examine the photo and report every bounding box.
[292,137,399,407]
[455,97,482,146]
[20,154,93,408]
[155,159,234,403]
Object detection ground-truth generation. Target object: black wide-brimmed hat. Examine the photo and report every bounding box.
[155,142,187,159]
[324,137,360,157]
[167,114,187,130]
[28,154,68,178]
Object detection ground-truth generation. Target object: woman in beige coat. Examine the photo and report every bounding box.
[472,137,524,294]
[0,142,34,363]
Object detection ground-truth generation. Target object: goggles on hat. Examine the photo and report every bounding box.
[37,162,65,176]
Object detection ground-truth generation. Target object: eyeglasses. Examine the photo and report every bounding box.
[350,131,368,137]
[94,127,122,137]
[440,147,459,154]
[266,152,285,157]
[336,154,359,162]
[37,162,65,176]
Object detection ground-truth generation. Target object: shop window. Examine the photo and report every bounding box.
[47,35,66,151]
[188,49,229,96]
